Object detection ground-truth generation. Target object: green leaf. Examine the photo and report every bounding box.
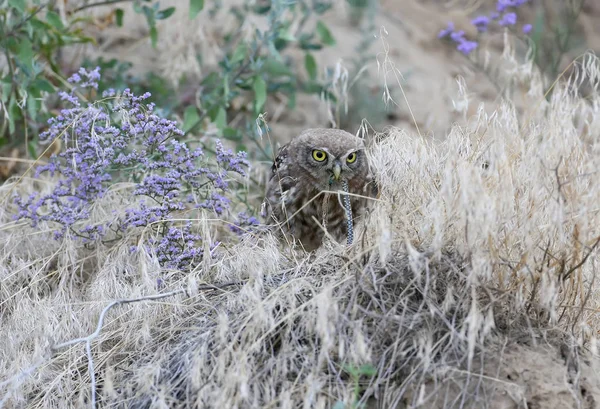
[304,53,317,81]
[27,94,39,121]
[189,0,204,19]
[223,127,241,140]
[304,81,328,96]
[358,364,377,377]
[299,34,322,50]
[156,7,175,19]
[342,364,359,377]
[16,38,34,71]
[201,72,219,87]
[346,0,368,7]
[115,9,124,26]
[33,78,55,93]
[46,11,64,30]
[287,91,296,109]
[8,0,25,12]
[208,104,220,121]
[316,21,335,46]
[253,76,267,114]
[30,18,51,31]
[261,58,293,77]
[215,106,226,129]
[7,97,18,135]
[301,43,322,51]
[149,26,158,48]
[27,141,37,160]
[1,82,11,103]
[278,28,296,42]
[231,43,247,64]
[182,106,201,133]
[142,5,155,25]
[252,4,271,14]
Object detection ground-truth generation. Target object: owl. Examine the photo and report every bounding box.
[262,128,376,251]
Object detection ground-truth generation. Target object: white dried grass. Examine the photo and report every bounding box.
[2,52,600,409]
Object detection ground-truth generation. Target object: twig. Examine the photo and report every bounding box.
[561,235,600,282]
[51,288,188,408]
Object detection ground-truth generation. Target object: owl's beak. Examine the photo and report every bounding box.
[332,162,342,181]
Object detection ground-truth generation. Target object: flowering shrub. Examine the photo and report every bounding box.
[14,68,250,270]
[438,0,532,56]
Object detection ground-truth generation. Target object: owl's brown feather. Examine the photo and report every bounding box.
[263,128,376,251]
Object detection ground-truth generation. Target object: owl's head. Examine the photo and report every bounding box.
[290,128,368,190]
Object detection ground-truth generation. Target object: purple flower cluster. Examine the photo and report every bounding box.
[15,67,252,270]
[438,0,532,55]
[149,223,203,268]
[229,212,260,235]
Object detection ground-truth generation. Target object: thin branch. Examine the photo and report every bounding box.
[561,235,600,282]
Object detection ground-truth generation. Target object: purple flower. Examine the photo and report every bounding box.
[522,23,532,34]
[230,212,260,235]
[438,22,455,39]
[457,39,478,55]
[490,11,500,19]
[149,223,204,270]
[450,30,465,42]
[471,15,490,32]
[499,12,517,26]
[215,140,251,176]
[68,66,101,89]
[496,0,528,11]
[15,67,251,271]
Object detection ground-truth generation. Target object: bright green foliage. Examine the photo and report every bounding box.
[189,0,204,19]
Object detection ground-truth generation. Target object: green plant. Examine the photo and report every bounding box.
[333,363,378,409]
[0,0,93,147]
[180,0,340,161]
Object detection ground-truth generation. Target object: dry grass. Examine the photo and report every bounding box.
[2,43,600,409]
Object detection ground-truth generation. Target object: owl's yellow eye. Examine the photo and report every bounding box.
[312,150,327,162]
[346,152,357,163]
